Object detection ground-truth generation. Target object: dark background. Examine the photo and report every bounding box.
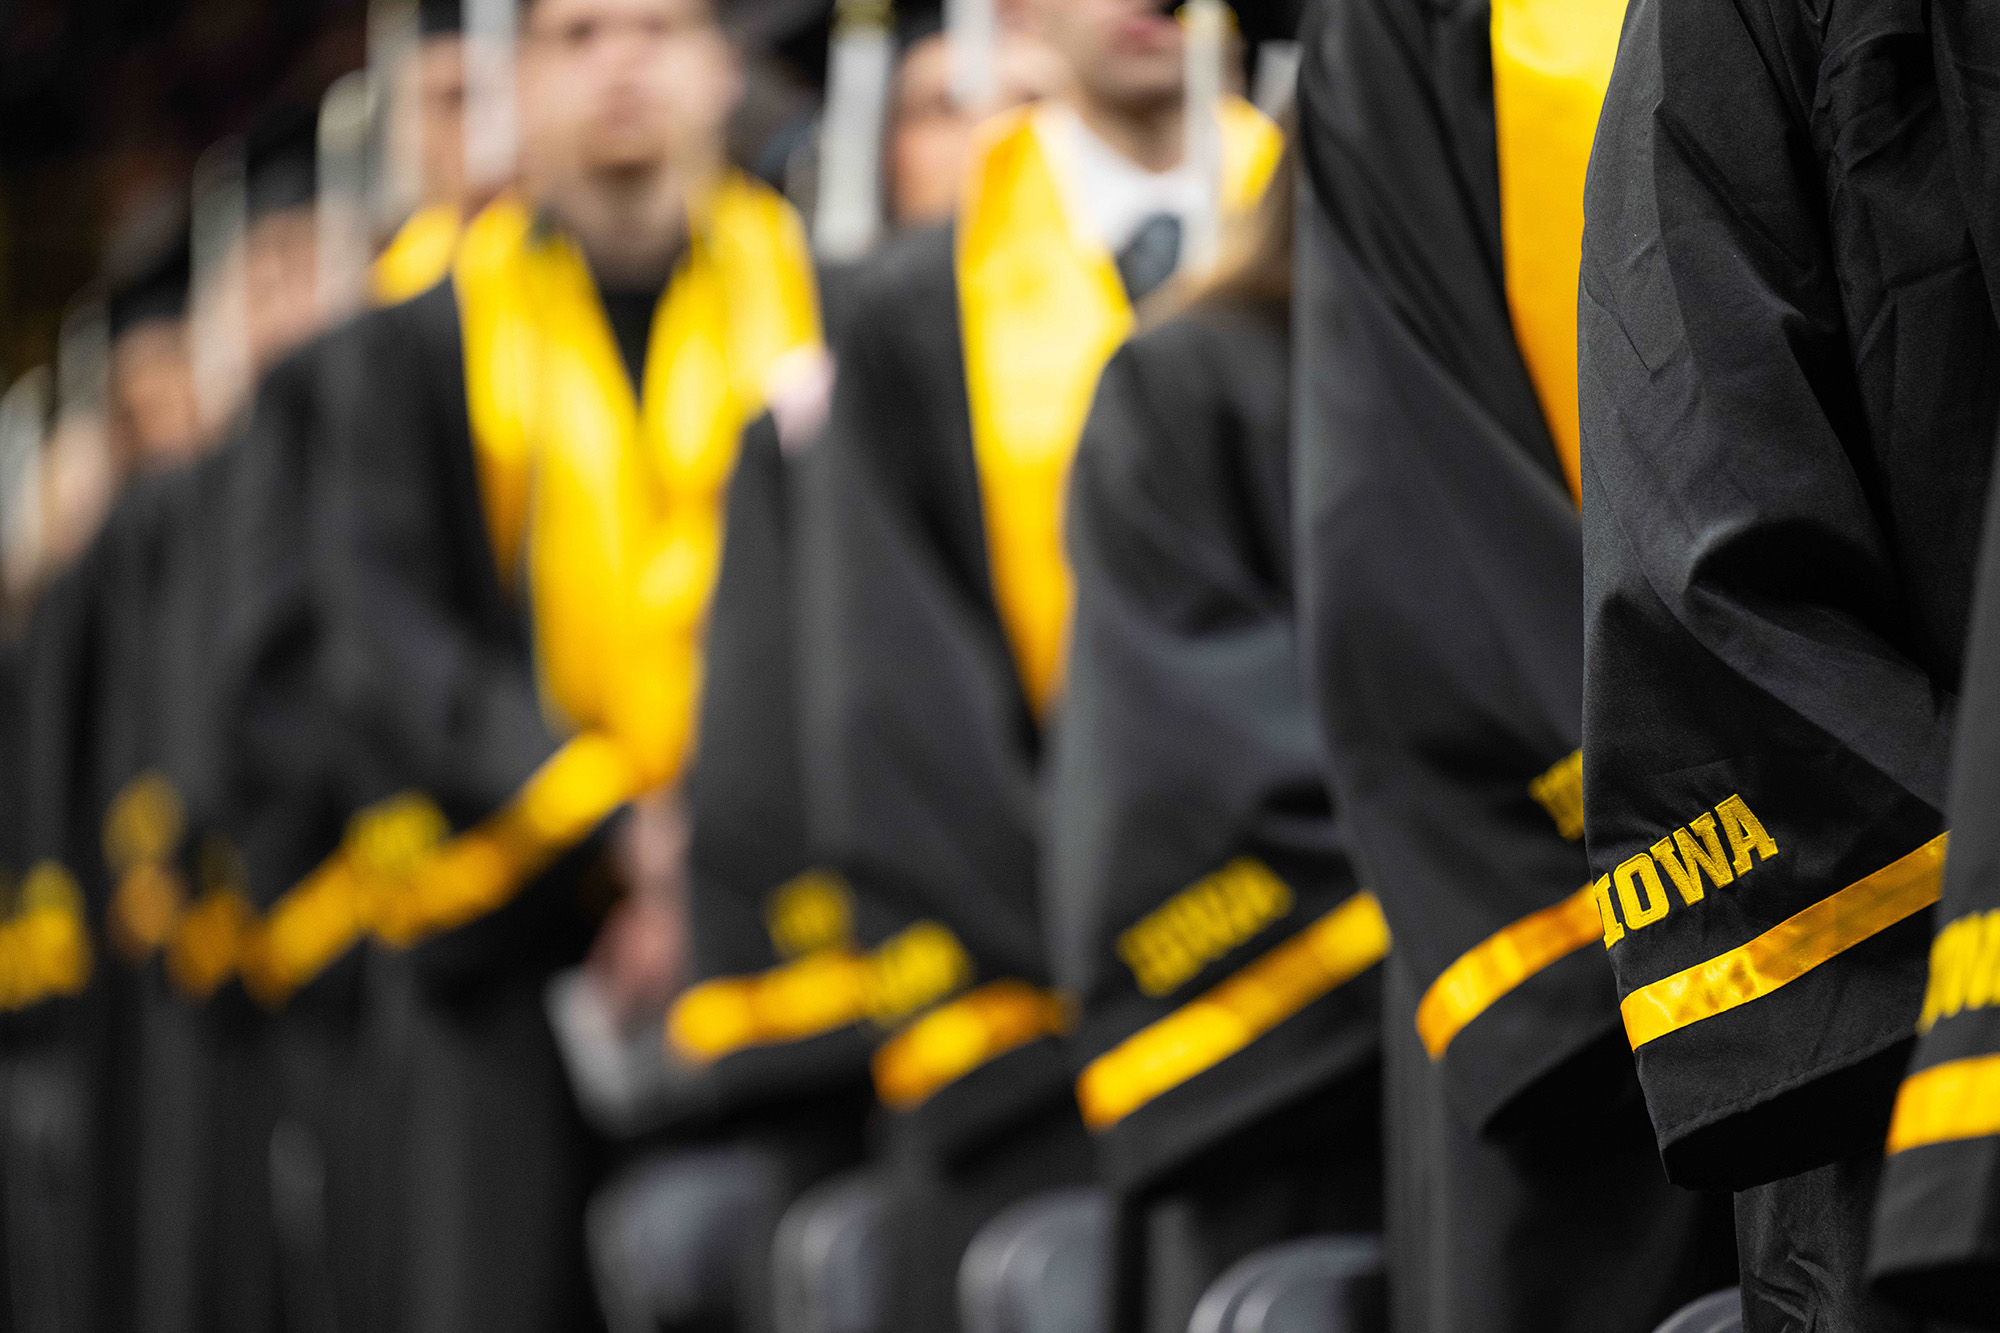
[0,0,375,382]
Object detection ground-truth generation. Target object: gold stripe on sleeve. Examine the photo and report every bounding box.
[669,950,876,1063]
[1416,884,1604,1059]
[240,854,365,1008]
[872,980,1068,1111]
[669,917,973,1065]
[248,731,643,1007]
[374,732,642,946]
[0,862,93,1011]
[1620,832,1947,1048]
[1077,891,1389,1130]
[1887,1052,2000,1154]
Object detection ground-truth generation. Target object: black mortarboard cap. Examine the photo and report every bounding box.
[243,102,320,220]
[420,0,463,34]
[895,0,941,51]
[102,201,192,338]
[106,232,192,338]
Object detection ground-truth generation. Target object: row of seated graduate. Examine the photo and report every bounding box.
[2,0,1998,1329]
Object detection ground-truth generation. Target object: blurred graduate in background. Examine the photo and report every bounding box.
[1288,0,1738,1326]
[1049,120,1389,1333]
[797,0,1282,1326]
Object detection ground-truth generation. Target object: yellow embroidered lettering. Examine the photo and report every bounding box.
[1115,858,1295,998]
[1675,817,1735,888]
[1530,750,1586,841]
[1715,794,1779,873]
[764,870,855,959]
[1966,910,2000,1012]
[1604,796,1777,939]
[1590,874,1624,946]
[1919,908,2000,1034]
[1650,815,1736,907]
[1614,853,1670,929]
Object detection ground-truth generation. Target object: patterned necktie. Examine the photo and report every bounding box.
[1115,212,1183,304]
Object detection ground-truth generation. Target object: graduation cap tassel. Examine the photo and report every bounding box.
[1181,0,1227,273]
[369,0,424,230]
[463,0,518,192]
[814,0,894,262]
[946,0,996,111]
[189,138,251,435]
[319,73,377,320]
[0,368,49,596]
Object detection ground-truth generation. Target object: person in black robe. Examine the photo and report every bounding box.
[1866,426,2000,1325]
[124,448,289,1333]
[262,2,824,1329]
[6,543,116,1333]
[1578,0,2000,1325]
[797,2,1283,1324]
[1047,137,1385,1333]
[1289,0,1737,1327]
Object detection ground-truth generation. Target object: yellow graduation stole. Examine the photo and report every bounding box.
[372,204,466,306]
[1491,0,1628,504]
[245,174,818,999]
[956,100,1281,717]
[455,171,822,792]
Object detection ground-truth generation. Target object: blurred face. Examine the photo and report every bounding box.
[890,33,1065,226]
[242,208,321,374]
[414,36,468,207]
[520,0,739,193]
[1041,0,1182,113]
[111,321,202,471]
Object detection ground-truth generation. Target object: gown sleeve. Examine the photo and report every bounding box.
[312,286,606,991]
[796,229,1071,1153]
[1579,0,1994,1187]
[1868,431,2000,1319]
[1048,310,1381,1190]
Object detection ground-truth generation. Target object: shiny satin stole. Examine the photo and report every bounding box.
[956,98,1282,717]
[1491,0,1628,503]
[455,173,821,790]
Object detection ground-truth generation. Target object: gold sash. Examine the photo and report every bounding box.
[372,204,466,306]
[456,175,821,784]
[246,174,820,1002]
[1491,0,1628,503]
[0,863,92,1012]
[956,100,1281,715]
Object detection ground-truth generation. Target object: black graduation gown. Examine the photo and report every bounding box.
[1868,429,2000,1324]
[219,334,402,1333]
[798,225,1094,1333]
[685,412,878,1108]
[154,451,291,1333]
[1580,0,2000,1322]
[1049,300,1383,1333]
[312,280,612,1333]
[8,547,122,1333]
[1291,0,1736,1328]
[0,612,17,1333]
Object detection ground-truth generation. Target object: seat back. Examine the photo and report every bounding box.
[1652,1289,1742,1333]
[770,1169,891,1333]
[958,1187,1110,1333]
[1187,1235,1386,1333]
[586,1144,784,1333]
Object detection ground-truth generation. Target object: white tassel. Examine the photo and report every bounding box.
[189,139,251,435]
[464,0,518,191]
[946,0,996,110]
[814,0,894,262]
[1181,0,1228,272]
[318,71,377,319]
[369,0,424,231]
